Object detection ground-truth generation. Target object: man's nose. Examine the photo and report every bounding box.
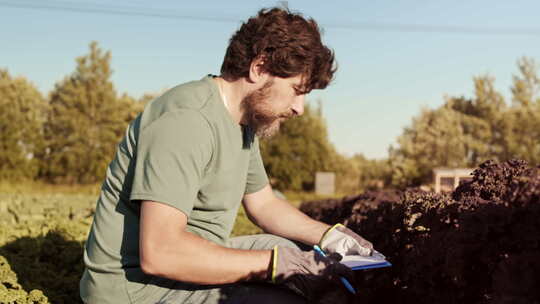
[291,95,305,116]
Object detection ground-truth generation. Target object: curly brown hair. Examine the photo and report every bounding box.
[220,7,336,94]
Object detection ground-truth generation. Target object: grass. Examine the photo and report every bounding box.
[0,181,342,240]
[0,182,344,302]
[0,182,345,240]
[0,180,100,195]
[0,185,97,303]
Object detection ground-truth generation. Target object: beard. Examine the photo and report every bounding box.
[241,80,293,138]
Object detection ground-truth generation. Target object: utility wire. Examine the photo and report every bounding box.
[0,0,240,23]
[2,0,540,36]
[324,22,540,36]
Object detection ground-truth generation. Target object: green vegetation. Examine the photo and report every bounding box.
[389,57,540,187]
[40,42,143,184]
[1,40,539,303]
[0,182,339,303]
[0,254,49,304]
[0,70,47,181]
[1,40,390,193]
[3,40,538,194]
[0,189,94,303]
[260,103,342,191]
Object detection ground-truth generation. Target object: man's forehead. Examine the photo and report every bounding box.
[293,74,312,93]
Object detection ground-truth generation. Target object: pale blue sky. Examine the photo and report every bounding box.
[2,1,540,158]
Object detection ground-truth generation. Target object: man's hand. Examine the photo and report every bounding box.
[319,224,374,257]
[270,246,353,300]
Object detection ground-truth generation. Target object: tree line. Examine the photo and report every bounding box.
[388,57,540,188]
[264,57,540,191]
[1,41,539,192]
[0,42,151,183]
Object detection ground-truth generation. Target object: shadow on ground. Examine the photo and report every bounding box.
[0,231,84,304]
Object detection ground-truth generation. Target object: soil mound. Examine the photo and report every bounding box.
[300,160,540,304]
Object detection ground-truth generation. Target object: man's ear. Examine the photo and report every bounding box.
[248,56,269,84]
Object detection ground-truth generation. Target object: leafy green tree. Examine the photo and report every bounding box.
[445,76,507,163]
[444,97,492,164]
[351,154,391,191]
[468,76,506,158]
[41,42,126,183]
[388,58,540,188]
[388,79,507,188]
[332,153,392,194]
[260,103,341,191]
[0,69,47,180]
[503,57,540,164]
[388,106,474,187]
[117,93,146,123]
[511,57,539,107]
[325,153,359,194]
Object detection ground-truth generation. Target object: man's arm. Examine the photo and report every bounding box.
[242,184,330,246]
[139,200,272,285]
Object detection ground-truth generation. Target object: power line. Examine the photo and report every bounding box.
[0,0,240,24]
[325,22,540,36]
[2,0,540,36]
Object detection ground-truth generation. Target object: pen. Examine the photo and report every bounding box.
[313,245,357,295]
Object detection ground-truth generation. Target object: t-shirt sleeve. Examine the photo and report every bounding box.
[244,137,269,194]
[130,110,213,216]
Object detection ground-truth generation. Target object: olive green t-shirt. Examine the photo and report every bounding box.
[80,75,269,303]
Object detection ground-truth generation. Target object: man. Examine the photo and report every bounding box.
[80,7,373,304]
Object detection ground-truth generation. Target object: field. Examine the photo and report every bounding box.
[0,183,96,304]
[1,159,539,304]
[0,182,336,303]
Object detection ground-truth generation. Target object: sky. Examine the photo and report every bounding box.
[2,0,540,158]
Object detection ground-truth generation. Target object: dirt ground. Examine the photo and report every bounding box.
[301,159,540,304]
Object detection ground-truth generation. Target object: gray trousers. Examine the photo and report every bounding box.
[143,234,307,304]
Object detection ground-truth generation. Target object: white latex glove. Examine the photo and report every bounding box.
[319,224,373,257]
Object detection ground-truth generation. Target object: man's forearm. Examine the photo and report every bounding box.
[141,229,272,285]
[245,197,330,246]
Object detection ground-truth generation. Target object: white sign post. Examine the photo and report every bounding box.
[315,172,335,195]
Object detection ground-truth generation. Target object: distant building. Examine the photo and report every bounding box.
[433,168,474,193]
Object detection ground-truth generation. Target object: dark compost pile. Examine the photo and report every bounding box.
[300,160,540,304]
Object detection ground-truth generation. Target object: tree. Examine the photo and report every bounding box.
[511,57,540,107]
[117,89,164,124]
[357,155,391,190]
[260,103,341,191]
[41,42,126,183]
[117,93,146,124]
[388,58,540,188]
[503,57,540,164]
[388,80,507,188]
[337,153,391,194]
[388,106,474,187]
[0,69,47,180]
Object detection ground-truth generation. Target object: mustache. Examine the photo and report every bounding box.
[279,111,295,119]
